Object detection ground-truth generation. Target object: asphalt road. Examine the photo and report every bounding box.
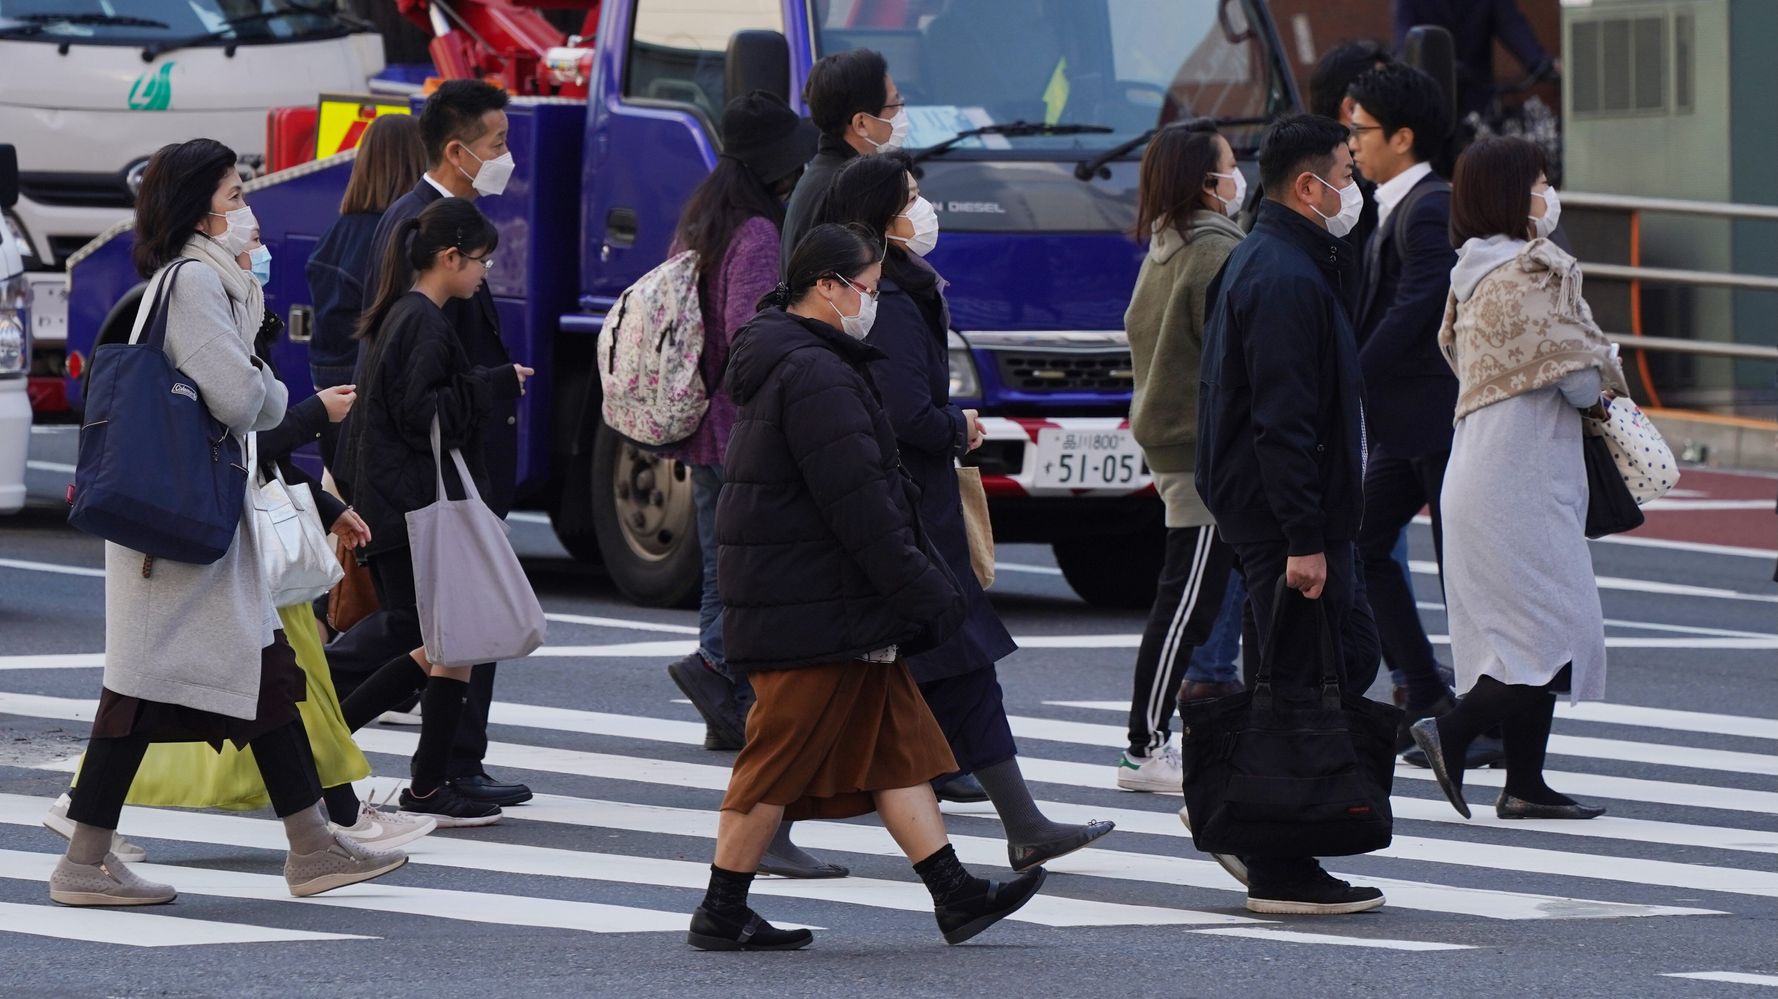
[2,426,1775,998]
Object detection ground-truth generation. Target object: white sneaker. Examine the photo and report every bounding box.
[43,794,148,863]
[333,793,437,850]
[377,708,422,726]
[1116,745,1183,793]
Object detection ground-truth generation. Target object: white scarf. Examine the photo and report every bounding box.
[179,232,264,338]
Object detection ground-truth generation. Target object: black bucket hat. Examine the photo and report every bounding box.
[720,90,819,187]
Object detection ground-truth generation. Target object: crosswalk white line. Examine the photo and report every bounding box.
[0,654,105,671]
[1408,559,1778,605]
[0,847,694,936]
[0,558,104,578]
[1662,972,1778,987]
[0,897,373,947]
[1191,927,1472,951]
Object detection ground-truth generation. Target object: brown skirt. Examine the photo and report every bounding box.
[722,659,957,821]
[90,631,307,750]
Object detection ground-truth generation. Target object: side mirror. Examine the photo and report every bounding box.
[726,30,790,105]
[1401,25,1459,135]
[0,145,17,209]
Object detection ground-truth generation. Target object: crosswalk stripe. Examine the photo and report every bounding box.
[1661,972,1778,987]
[0,897,374,947]
[1192,927,1472,951]
[0,846,694,936]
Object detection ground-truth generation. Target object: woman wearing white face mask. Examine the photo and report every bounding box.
[819,153,1118,869]
[1114,120,1254,802]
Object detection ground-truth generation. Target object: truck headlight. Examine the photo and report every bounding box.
[947,330,981,400]
[0,273,30,376]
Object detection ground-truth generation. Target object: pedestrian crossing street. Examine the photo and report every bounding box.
[0,684,1773,961]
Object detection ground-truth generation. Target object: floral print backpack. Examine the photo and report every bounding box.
[596,250,707,446]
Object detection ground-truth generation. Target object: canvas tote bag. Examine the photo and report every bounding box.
[955,464,996,589]
[406,415,547,667]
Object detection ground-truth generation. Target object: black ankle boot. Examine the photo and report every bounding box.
[934,867,1048,945]
[686,905,813,951]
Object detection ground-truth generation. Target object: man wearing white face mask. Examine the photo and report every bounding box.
[1195,114,1387,916]
[781,48,908,268]
[342,79,535,814]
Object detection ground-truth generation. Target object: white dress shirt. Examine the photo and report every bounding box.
[1372,160,1434,228]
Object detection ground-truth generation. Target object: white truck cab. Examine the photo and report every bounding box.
[0,144,31,513]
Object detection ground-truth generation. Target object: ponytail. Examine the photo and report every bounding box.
[765,222,880,311]
[356,217,423,343]
[354,198,499,342]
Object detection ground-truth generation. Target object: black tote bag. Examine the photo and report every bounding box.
[1583,432,1644,539]
[1179,579,1402,859]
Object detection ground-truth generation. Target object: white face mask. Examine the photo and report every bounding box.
[1310,173,1362,238]
[896,196,940,256]
[1208,170,1247,218]
[830,276,878,339]
[1530,186,1561,240]
[208,205,257,256]
[863,107,911,152]
[459,146,516,197]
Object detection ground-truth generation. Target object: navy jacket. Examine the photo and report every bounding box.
[1196,201,1365,557]
[867,252,1016,684]
[303,211,382,375]
[717,307,963,672]
[1394,0,1552,118]
[1354,172,1459,460]
[360,179,518,516]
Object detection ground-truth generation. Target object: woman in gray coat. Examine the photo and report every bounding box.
[52,139,409,907]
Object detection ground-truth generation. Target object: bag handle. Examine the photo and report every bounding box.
[429,413,484,506]
[1252,576,1343,711]
[128,259,193,350]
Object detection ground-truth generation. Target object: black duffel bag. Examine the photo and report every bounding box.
[1582,431,1644,539]
[1179,579,1402,859]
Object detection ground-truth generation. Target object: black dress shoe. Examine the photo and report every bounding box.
[1400,734,1505,770]
[447,773,533,807]
[668,654,746,750]
[1407,718,1470,819]
[935,773,989,803]
[1495,793,1606,820]
[935,867,1047,945]
[1177,679,1244,704]
[686,905,813,951]
[1008,820,1115,872]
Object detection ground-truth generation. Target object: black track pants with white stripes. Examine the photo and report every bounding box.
[1125,525,1238,756]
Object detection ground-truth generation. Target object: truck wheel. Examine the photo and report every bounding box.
[588,422,701,608]
[1052,530,1164,609]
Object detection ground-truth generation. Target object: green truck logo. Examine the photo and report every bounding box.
[128,62,174,111]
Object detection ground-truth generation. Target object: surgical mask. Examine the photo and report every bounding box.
[207,205,257,256]
[1208,170,1247,218]
[459,146,516,197]
[896,196,940,256]
[864,107,910,152]
[830,276,878,339]
[248,244,272,287]
[1310,173,1362,238]
[1530,186,1561,240]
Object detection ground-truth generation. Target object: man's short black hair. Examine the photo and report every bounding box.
[804,48,889,142]
[1308,40,1391,120]
[419,79,511,165]
[1348,65,1448,164]
[1259,114,1352,196]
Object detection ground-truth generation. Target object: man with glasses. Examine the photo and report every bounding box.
[781,48,907,268]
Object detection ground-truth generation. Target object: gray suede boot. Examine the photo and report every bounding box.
[49,854,177,907]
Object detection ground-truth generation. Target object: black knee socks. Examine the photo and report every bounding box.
[411,675,469,795]
[1433,677,1517,791]
[341,653,428,733]
[701,864,755,918]
[913,844,987,908]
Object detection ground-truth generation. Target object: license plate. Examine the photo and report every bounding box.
[27,273,68,344]
[1031,427,1146,489]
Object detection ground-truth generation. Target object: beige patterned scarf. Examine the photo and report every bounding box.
[1438,237,1627,422]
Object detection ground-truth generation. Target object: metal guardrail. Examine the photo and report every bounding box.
[1567,190,1778,363]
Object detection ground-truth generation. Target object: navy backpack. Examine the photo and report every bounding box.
[69,260,248,564]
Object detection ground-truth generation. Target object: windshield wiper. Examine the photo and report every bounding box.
[910,121,1114,165]
[1073,115,1272,182]
[15,12,170,28]
[141,5,340,60]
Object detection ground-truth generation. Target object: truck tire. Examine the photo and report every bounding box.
[1052,528,1164,609]
[587,422,701,608]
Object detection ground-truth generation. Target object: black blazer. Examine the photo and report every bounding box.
[361,179,519,515]
[1355,172,1459,461]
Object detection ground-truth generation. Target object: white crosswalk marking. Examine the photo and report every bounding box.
[0,684,1767,951]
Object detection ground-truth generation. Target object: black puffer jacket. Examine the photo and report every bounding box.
[717,306,964,672]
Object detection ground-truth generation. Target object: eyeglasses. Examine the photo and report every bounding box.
[1348,124,1385,139]
[462,252,495,272]
[880,101,905,114]
[833,274,878,301]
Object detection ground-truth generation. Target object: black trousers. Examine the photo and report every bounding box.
[67,717,322,831]
[918,667,1018,774]
[1356,448,1450,704]
[1228,538,1380,887]
[1127,525,1238,755]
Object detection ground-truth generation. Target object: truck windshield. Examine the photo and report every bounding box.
[810,0,1286,156]
[0,1,350,46]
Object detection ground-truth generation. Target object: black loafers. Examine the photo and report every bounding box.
[447,773,533,807]
[935,867,1047,945]
[686,905,813,951]
[1008,820,1115,872]
[935,773,990,803]
[1496,793,1606,820]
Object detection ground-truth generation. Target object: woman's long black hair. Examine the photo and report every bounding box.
[131,138,238,278]
[759,222,881,311]
[817,152,911,245]
[673,156,792,275]
[355,198,498,342]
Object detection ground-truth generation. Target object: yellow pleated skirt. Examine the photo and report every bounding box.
[112,603,371,810]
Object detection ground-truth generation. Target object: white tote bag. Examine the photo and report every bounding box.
[407,415,547,667]
[248,433,345,606]
[1590,397,1679,505]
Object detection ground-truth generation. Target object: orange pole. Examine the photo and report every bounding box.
[1628,209,1665,408]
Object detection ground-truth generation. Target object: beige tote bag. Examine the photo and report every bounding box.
[956,465,995,589]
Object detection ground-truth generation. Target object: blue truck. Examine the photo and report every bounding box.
[65,0,1300,608]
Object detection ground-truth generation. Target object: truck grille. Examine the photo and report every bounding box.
[993,351,1135,393]
[18,172,133,209]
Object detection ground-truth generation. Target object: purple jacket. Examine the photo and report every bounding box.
[668,215,781,467]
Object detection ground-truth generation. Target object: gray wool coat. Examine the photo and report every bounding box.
[101,240,288,720]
